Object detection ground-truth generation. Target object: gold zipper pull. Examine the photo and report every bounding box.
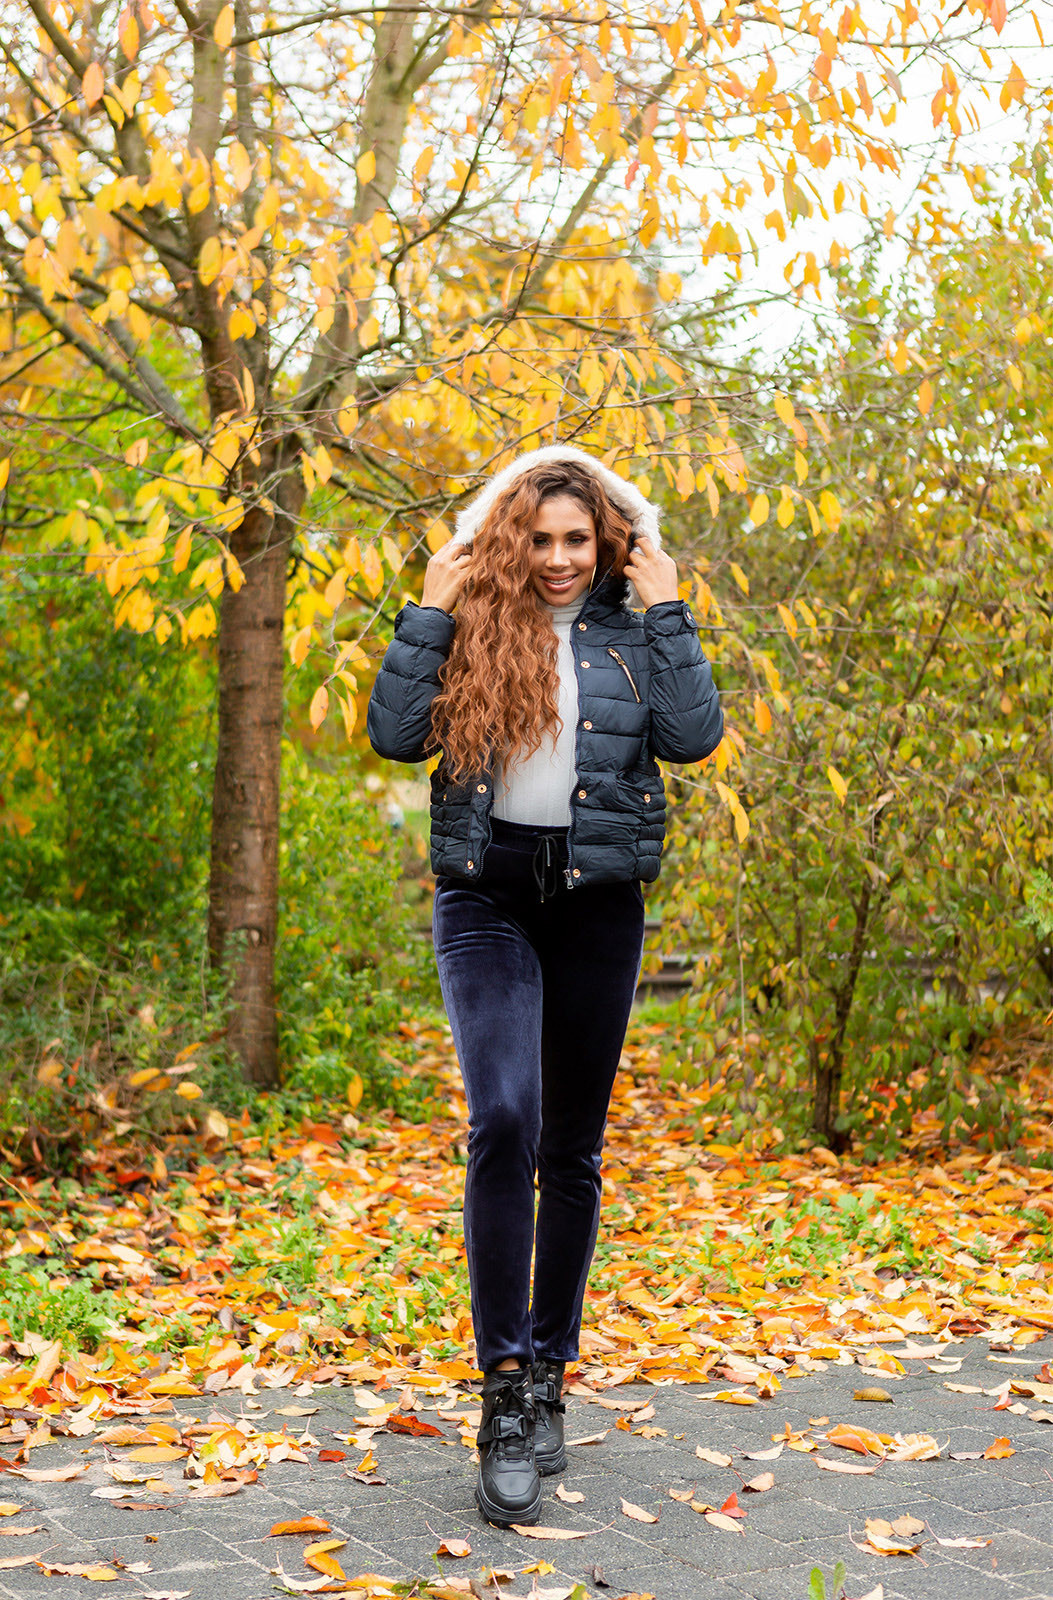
[607,648,641,702]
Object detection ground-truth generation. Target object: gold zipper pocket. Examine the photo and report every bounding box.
[607,648,641,703]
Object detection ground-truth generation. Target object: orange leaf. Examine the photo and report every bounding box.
[269,1518,331,1537]
[983,1436,1014,1459]
[385,1415,442,1437]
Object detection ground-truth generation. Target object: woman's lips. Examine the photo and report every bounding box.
[542,575,576,588]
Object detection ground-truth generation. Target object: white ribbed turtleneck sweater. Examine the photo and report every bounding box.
[492,589,586,826]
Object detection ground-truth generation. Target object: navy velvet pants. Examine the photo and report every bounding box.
[432,818,645,1372]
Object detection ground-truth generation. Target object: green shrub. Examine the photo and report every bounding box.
[276,746,435,1107]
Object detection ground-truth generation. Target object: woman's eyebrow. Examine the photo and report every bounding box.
[531,525,593,536]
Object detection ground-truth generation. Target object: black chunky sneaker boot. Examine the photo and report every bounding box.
[475,1366,542,1527]
[530,1359,566,1476]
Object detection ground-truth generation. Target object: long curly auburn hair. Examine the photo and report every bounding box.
[428,461,634,784]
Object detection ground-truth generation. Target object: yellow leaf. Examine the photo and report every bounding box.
[794,449,808,485]
[82,61,104,106]
[773,392,795,426]
[128,1067,160,1088]
[290,625,312,667]
[125,438,148,468]
[1007,364,1023,393]
[305,1550,346,1579]
[776,491,794,529]
[175,1082,202,1100]
[303,1540,348,1559]
[309,685,329,730]
[356,150,377,185]
[818,490,842,530]
[732,801,749,844]
[777,602,798,640]
[172,526,193,574]
[346,1072,364,1109]
[381,534,404,574]
[749,494,769,525]
[213,4,234,49]
[489,350,511,385]
[125,1445,187,1462]
[753,696,771,735]
[118,9,139,59]
[337,692,357,741]
[198,237,222,287]
[324,569,347,613]
[675,459,695,500]
[361,543,384,597]
[426,520,451,552]
[729,563,749,596]
[917,378,935,415]
[827,766,848,806]
[337,403,359,436]
[0,459,9,491]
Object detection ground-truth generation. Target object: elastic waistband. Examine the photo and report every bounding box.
[489,817,569,851]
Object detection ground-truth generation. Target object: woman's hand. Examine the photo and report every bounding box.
[624,536,680,609]
[420,540,473,613]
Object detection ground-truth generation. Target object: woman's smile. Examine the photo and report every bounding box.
[528,493,598,607]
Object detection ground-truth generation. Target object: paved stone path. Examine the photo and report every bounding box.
[3,1335,1051,1600]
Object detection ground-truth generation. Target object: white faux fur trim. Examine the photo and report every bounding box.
[451,444,661,610]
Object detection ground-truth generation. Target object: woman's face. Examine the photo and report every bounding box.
[528,494,598,607]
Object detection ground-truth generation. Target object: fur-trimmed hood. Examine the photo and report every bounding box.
[450,444,661,610]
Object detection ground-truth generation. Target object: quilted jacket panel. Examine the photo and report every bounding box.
[366,573,722,887]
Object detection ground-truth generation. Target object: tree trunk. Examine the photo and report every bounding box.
[207,502,290,1088]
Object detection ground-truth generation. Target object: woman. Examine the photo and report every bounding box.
[367,444,722,1526]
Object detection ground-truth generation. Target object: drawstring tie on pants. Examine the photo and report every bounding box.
[532,834,562,902]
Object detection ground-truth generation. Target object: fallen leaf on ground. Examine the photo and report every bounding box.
[704,1511,745,1534]
[436,1537,470,1558]
[317,1450,346,1462]
[620,1499,658,1523]
[0,1525,43,1536]
[303,1547,346,1579]
[854,1387,893,1403]
[6,1462,87,1481]
[855,1517,921,1556]
[695,1447,731,1467]
[566,1431,608,1446]
[983,1437,1015,1458]
[0,1507,21,1517]
[125,1445,187,1462]
[385,1415,442,1438]
[934,1535,992,1548]
[886,1432,940,1462]
[816,1457,878,1474]
[555,1484,584,1503]
[270,1518,331,1537]
[37,1561,121,1579]
[140,1591,191,1599]
[825,1423,886,1457]
[743,1473,774,1492]
[0,1553,42,1569]
[741,1443,783,1460]
[510,1525,590,1540]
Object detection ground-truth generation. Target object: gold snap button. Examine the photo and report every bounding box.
[466,860,474,870]
[572,868,581,878]
[578,788,587,799]
[581,660,590,668]
[583,720,592,730]
[476,783,487,792]
[644,793,651,802]
[578,622,587,630]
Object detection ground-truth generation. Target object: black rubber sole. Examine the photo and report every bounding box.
[475,1476,543,1527]
[535,1446,567,1477]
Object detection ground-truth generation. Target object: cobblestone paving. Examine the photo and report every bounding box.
[3,1335,1051,1600]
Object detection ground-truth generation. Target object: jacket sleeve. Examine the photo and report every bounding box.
[644,599,723,763]
[366,601,456,764]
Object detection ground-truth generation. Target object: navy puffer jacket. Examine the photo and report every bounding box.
[366,566,722,889]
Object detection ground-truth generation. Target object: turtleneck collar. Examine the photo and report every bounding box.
[543,587,589,631]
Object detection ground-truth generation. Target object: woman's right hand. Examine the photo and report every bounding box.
[420,540,472,613]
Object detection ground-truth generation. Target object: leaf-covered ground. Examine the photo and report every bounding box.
[2,1018,1052,1441]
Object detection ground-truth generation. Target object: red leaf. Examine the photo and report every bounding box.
[317,1450,346,1463]
[386,1415,442,1438]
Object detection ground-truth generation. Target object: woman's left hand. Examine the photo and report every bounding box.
[623,536,681,609]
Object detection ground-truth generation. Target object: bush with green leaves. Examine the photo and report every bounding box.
[276,746,436,1107]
